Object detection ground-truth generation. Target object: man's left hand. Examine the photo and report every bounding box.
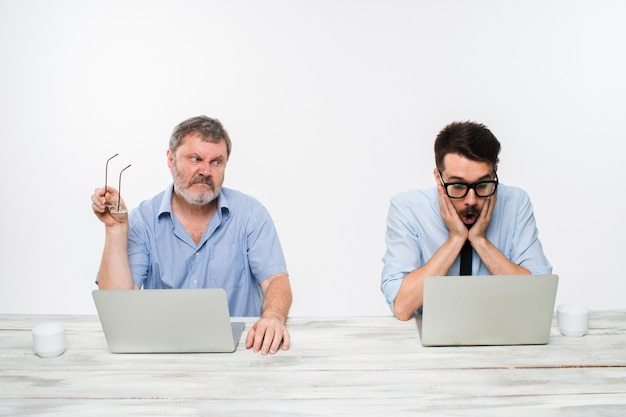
[469,192,497,242]
[245,316,290,355]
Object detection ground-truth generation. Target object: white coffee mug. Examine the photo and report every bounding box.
[557,304,589,337]
[32,323,66,357]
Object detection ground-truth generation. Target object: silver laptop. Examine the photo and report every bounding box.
[92,288,245,353]
[418,274,558,346]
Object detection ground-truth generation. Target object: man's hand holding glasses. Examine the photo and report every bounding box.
[92,154,131,225]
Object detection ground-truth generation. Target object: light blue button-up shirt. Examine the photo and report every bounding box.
[127,186,288,316]
[381,184,552,311]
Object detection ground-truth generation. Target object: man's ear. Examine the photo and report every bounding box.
[167,149,174,169]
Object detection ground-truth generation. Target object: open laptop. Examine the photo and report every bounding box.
[417,274,558,347]
[92,288,245,353]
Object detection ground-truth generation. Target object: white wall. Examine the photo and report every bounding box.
[1,0,624,316]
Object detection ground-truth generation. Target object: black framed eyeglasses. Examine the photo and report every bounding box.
[438,171,498,199]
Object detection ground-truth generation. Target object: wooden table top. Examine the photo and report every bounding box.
[2,311,626,416]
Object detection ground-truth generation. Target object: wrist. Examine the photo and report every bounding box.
[468,235,488,250]
[261,311,286,324]
[105,223,129,238]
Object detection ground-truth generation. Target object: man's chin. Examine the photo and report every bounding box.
[179,190,219,206]
[194,193,218,205]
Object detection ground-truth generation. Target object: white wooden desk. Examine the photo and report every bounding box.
[2,312,626,416]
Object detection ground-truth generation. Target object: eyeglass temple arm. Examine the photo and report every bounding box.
[117,164,131,208]
[105,153,119,193]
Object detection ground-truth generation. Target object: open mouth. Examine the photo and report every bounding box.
[461,210,477,225]
[463,215,475,225]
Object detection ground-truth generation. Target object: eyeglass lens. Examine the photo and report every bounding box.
[446,182,497,198]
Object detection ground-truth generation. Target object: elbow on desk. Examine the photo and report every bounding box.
[393,305,415,321]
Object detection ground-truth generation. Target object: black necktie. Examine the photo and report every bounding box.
[460,240,472,276]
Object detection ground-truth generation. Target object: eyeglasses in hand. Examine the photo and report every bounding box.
[105,153,131,214]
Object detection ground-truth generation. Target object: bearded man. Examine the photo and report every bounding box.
[92,116,292,355]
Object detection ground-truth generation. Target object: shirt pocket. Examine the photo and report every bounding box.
[208,243,247,291]
[148,262,174,289]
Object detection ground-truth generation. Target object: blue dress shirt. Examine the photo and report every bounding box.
[381,183,552,311]
[127,185,288,316]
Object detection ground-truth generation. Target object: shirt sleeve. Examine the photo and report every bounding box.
[127,208,151,288]
[509,191,553,275]
[380,196,422,311]
[246,204,288,284]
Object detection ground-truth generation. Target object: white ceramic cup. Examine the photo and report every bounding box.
[557,304,589,337]
[32,323,66,357]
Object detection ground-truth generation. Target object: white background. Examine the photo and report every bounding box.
[1,0,624,316]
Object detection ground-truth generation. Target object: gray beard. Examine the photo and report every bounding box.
[174,181,220,205]
[171,162,221,206]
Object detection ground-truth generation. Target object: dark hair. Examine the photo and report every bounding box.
[169,116,232,157]
[434,121,500,170]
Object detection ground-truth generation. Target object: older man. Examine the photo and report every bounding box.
[92,116,292,355]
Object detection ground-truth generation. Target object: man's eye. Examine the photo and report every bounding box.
[451,184,465,190]
[211,160,222,166]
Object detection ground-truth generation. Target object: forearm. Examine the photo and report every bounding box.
[393,236,465,320]
[392,271,426,320]
[471,237,530,275]
[98,224,135,289]
[261,273,292,323]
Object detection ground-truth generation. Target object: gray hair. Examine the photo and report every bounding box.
[169,116,232,157]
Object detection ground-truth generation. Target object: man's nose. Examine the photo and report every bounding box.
[198,161,212,176]
[464,188,477,204]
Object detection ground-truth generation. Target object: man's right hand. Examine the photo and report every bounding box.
[91,186,129,227]
[433,169,468,242]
